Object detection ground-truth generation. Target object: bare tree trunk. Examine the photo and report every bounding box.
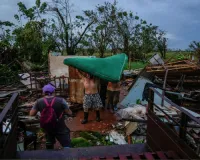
[99,47,105,58]
[163,49,166,59]
[100,51,104,58]
[67,47,76,55]
[123,36,129,56]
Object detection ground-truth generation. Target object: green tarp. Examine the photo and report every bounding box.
[63,53,128,82]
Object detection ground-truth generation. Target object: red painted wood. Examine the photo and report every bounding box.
[156,151,167,159]
[106,156,114,160]
[131,154,141,160]
[166,151,180,159]
[119,155,128,160]
[144,152,154,160]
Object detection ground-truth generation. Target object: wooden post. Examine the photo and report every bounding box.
[128,52,131,70]
[148,88,154,113]
[161,69,168,106]
[62,76,65,91]
[59,77,62,95]
[179,113,188,140]
[35,74,37,91]
[30,73,32,90]
[54,76,56,96]
[0,122,2,136]
[127,135,132,144]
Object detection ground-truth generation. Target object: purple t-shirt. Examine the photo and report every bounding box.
[32,97,70,132]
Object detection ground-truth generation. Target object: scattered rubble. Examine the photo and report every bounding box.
[125,121,138,136]
[109,130,127,145]
[2,53,200,153]
[116,105,146,120]
[123,69,142,78]
[3,119,11,134]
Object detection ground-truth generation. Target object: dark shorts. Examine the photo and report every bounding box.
[83,93,103,112]
[107,90,120,107]
[45,127,71,149]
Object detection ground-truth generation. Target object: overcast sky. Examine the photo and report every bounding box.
[0,0,199,49]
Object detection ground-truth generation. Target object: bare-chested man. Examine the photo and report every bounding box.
[106,81,121,113]
[76,69,103,124]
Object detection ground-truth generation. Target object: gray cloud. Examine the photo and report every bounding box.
[117,0,200,49]
[0,0,199,49]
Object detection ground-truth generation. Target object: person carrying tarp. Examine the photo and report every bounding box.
[106,81,121,113]
[76,69,103,124]
[29,83,73,149]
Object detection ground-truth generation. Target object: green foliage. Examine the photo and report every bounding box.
[71,137,92,148]
[16,0,47,21]
[176,54,188,60]
[124,61,147,70]
[12,0,56,64]
[135,16,139,20]
[0,64,19,85]
[13,21,44,62]
[79,131,99,141]
[40,3,47,13]
[78,131,115,147]
[49,0,94,55]
[0,0,188,81]
[132,137,145,144]
[83,1,118,57]
[36,0,41,8]
[136,99,141,104]
[0,21,14,27]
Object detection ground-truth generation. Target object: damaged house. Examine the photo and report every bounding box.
[1,53,200,159]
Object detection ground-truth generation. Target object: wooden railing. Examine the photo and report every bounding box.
[25,72,69,98]
[147,87,200,159]
[0,93,19,159]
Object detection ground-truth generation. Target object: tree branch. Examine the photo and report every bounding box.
[52,7,69,49]
[73,20,94,48]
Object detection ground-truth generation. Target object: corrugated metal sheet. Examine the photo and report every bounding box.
[121,76,171,107]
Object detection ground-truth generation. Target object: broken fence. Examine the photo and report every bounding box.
[147,87,200,159]
[0,93,19,159]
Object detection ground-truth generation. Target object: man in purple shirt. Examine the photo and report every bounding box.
[30,83,73,149]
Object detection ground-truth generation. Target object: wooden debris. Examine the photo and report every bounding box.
[146,60,199,73]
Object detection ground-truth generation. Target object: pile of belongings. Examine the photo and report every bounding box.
[115,105,147,120]
[115,105,147,136]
